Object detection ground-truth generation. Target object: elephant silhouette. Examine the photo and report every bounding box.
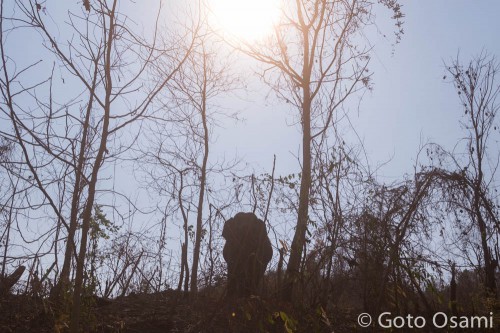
[222,212,273,297]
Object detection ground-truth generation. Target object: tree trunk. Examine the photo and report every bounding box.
[69,2,116,331]
[283,74,312,301]
[473,141,497,296]
[450,263,457,315]
[54,60,98,304]
[178,243,185,292]
[0,266,25,297]
[190,51,209,293]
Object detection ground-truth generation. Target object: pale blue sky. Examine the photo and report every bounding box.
[216,0,500,182]
[3,0,500,224]
[2,0,500,279]
[6,1,498,182]
[355,0,500,179]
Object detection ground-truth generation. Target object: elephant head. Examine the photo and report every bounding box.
[222,212,273,297]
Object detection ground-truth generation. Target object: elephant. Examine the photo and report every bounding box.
[222,212,273,297]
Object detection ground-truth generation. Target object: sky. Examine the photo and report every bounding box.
[5,0,499,185]
[355,0,500,179]
[2,0,500,268]
[213,0,500,183]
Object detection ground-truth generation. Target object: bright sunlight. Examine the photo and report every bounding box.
[210,0,282,42]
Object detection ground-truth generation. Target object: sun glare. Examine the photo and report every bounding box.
[210,0,281,42]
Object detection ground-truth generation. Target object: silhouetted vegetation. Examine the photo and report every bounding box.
[0,1,499,332]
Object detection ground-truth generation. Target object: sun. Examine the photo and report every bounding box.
[210,0,282,42]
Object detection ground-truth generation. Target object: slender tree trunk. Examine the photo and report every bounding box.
[473,132,497,296]
[176,171,190,293]
[207,208,215,287]
[1,179,17,279]
[55,60,98,304]
[450,263,457,315]
[475,182,497,295]
[69,2,116,331]
[190,51,209,293]
[178,243,185,292]
[283,69,312,301]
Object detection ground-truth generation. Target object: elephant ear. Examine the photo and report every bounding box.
[222,217,236,240]
[254,217,267,239]
[255,217,273,263]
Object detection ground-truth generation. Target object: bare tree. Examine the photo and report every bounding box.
[308,132,367,306]
[138,29,240,293]
[1,0,196,330]
[439,53,500,297]
[233,0,403,300]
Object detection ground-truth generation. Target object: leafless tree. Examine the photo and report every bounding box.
[1,0,196,331]
[232,0,404,300]
[431,53,500,297]
[137,26,240,293]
